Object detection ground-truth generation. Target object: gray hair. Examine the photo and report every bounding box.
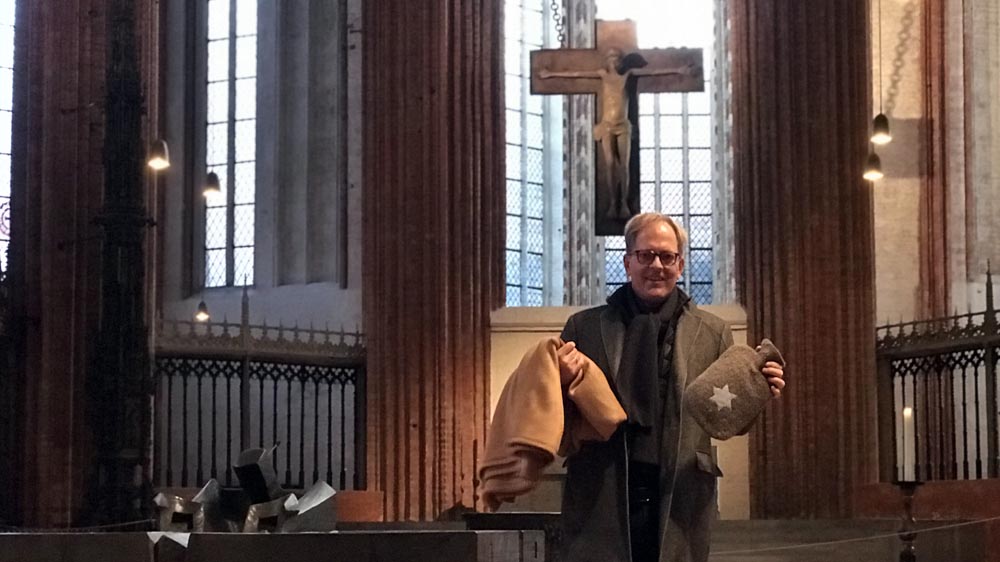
[623,213,688,254]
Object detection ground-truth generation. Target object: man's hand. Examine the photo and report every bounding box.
[557,341,586,385]
[762,361,785,398]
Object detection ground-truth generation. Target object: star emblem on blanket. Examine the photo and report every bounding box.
[710,384,737,411]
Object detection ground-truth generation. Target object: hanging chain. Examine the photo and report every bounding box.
[550,0,567,47]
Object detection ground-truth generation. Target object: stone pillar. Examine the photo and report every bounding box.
[563,0,600,306]
[730,0,877,517]
[9,0,160,526]
[275,0,350,287]
[919,0,950,319]
[10,0,110,527]
[362,0,504,520]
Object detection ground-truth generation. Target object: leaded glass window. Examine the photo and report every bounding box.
[598,0,718,305]
[503,0,563,306]
[0,0,13,273]
[205,0,256,287]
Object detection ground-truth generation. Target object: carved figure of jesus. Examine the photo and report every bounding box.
[540,49,695,219]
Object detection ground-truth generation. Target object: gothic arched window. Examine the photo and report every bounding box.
[503,0,564,307]
[204,0,257,288]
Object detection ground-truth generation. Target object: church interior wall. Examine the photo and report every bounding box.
[869,0,1000,320]
[871,0,924,324]
[948,0,1000,314]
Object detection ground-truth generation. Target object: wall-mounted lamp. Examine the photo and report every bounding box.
[863,152,884,181]
[194,300,211,322]
[204,171,222,201]
[147,139,171,171]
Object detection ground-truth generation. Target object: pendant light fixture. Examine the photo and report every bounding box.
[194,300,211,322]
[863,152,884,181]
[204,171,222,200]
[871,0,892,145]
[147,139,171,170]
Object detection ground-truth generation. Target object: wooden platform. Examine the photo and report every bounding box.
[0,530,543,562]
[0,516,992,562]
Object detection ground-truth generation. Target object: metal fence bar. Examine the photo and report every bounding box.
[985,341,997,478]
[165,367,174,486]
[354,365,367,490]
[240,292,251,451]
[313,378,320,486]
[226,372,233,486]
[298,377,306,488]
[211,374,218,482]
[285,376,293,486]
[326,381,334,486]
[181,362,190,486]
[962,361,970,479]
[196,369,204,484]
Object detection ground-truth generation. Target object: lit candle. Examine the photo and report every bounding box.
[902,406,913,480]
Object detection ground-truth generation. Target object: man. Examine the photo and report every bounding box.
[557,213,785,562]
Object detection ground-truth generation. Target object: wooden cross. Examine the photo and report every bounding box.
[531,20,704,235]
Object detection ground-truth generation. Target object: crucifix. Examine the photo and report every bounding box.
[531,20,704,235]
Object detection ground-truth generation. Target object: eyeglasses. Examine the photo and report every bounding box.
[627,249,681,267]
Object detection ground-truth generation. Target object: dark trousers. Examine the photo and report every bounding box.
[628,461,661,562]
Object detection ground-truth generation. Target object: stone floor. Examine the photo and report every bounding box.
[710,519,987,562]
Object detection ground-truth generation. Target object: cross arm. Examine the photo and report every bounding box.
[632,48,705,93]
[539,68,603,80]
[530,49,607,95]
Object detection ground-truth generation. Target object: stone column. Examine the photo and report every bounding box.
[9,0,160,527]
[274,0,350,287]
[919,0,950,319]
[563,0,600,306]
[730,0,877,517]
[362,0,504,520]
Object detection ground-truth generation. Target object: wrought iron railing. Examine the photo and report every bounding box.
[153,290,366,492]
[876,269,998,482]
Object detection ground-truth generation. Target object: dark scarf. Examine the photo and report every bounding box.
[607,284,689,464]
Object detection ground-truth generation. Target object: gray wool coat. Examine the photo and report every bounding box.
[559,299,734,562]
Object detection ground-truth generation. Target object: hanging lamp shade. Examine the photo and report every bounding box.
[194,300,211,322]
[147,139,171,170]
[870,113,892,145]
[204,171,222,200]
[863,152,884,181]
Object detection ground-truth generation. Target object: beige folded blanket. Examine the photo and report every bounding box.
[479,337,627,511]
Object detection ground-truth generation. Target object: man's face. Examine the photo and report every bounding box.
[623,222,685,307]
